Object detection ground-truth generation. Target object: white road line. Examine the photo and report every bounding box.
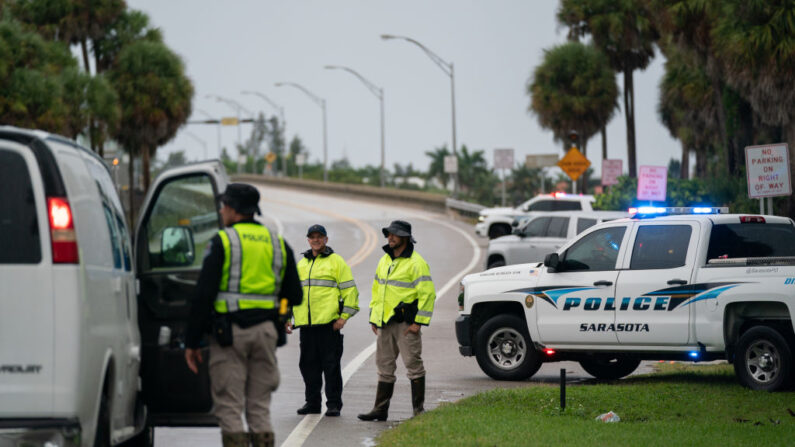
[280,216,481,447]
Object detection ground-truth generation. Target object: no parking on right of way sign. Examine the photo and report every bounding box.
[745,143,791,198]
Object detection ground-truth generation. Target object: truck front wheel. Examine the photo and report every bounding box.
[734,326,792,391]
[580,355,640,380]
[474,314,541,381]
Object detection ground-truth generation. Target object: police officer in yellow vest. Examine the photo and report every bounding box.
[185,183,302,447]
[287,224,359,417]
[358,220,435,421]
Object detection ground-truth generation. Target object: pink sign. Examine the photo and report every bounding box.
[601,159,623,186]
[745,144,791,198]
[637,165,668,202]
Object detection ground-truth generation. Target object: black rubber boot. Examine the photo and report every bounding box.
[411,376,425,416]
[357,381,394,421]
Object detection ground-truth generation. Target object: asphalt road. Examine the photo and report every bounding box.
[155,185,650,447]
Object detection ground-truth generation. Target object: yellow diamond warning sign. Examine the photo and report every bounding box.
[557,147,590,181]
[265,152,277,163]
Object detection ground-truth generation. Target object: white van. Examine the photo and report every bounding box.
[485,210,628,268]
[0,127,228,446]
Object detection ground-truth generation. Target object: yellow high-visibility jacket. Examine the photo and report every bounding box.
[370,244,435,327]
[215,223,286,313]
[294,247,359,326]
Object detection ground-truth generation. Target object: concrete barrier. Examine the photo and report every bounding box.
[232,174,486,221]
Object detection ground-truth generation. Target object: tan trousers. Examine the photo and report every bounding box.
[376,321,425,383]
[209,320,279,433]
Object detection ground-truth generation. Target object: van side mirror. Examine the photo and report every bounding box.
[543,253,560,272]
[160,226,195,267]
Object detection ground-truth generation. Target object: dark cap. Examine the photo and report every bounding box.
[306,224,327,237]
[217,183,261,215]
[382,220,416,243]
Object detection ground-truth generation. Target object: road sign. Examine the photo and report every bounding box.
[601,159,623,186]
[265,152,277,163]
[295,153,306,166]
[220,117,239,126]
[745,143,791,198]
[493,148,514,170]
[557,147,590,181]
[444,155,458,174]
[637,165,668,202]
[525,154,558,168]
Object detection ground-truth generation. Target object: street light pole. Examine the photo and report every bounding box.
[381,34,459,197]
[275,82,328,183]
[242,90,287,177]
[325,65,386,187]
[196,108,221,158]
[207,95,254,173]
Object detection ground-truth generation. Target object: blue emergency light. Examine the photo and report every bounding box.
[628,206,729,218]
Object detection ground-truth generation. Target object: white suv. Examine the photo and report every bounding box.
[486,211,628,269]
[475,193,594,239]
[0,127,228,446]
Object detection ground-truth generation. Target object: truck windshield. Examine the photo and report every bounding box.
[707,223,795,260]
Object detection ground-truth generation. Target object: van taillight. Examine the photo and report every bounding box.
[48,197,79,263]
[740,216,765,223]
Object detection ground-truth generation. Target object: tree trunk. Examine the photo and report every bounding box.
[680,144,689,180]
[128,154,135,226]
[142,146,152,194]
[580,138,588,194]
[709,75,732,176]
[786,122,795,219]
[624,68,637,177]
[601,126,607,161]
[695,149,706,178]
[80,37,91,74]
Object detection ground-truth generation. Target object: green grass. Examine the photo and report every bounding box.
[377,364,795,447]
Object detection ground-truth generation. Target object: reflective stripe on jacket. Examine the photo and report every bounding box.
[294,249,359,326]
[370,250,435,326]
[215,223,286,313]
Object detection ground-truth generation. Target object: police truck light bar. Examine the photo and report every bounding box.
[628,206,729,217]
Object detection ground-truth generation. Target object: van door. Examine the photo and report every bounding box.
[0,142,53,415]
[134,162,227,416]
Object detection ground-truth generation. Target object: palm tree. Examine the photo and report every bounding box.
[528,41,619,192]
[558,0,658,178]
[712,0,795,214]
[425,145,452,190]
[657,42,720,179]
[109,40,193,197]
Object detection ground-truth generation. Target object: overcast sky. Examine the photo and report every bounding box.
[128,0,681,176]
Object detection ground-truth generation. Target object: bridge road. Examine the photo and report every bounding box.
[155,185,637,447]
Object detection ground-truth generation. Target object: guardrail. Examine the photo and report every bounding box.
[232,174,485,219]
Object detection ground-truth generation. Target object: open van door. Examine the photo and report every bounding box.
[134,161,228,424]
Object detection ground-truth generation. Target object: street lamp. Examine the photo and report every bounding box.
[381,34,459,197]
[195,108,221,158]
[275,82,328,183]
[184,131,208,161]
[242,90,287,177]
[206,94,254,173]
[325,65,386,188]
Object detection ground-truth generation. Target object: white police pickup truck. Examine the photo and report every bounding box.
[456,207,795,391]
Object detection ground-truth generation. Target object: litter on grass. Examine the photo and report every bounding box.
[596,411,620,423]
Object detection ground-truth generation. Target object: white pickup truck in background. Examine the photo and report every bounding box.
[457,207,795,391]
[475,193,594,239]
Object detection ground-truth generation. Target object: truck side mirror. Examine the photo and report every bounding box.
[544,253,560,272]
[160,226,195,267]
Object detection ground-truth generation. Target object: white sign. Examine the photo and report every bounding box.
[525,154,559,168]
[295,153,306,166]
[745,143,791,198]
[443,155,458,174]
[601,159,623,186]
[637,165,668,202]
[493,148,515,170]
